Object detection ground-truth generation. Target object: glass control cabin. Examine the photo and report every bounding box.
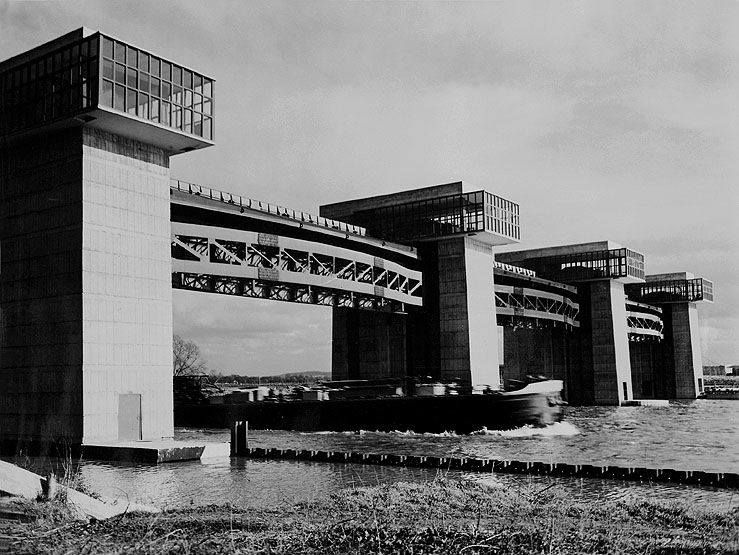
[0,27,214,153]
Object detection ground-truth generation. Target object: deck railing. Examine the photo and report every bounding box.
[171,180,367,237]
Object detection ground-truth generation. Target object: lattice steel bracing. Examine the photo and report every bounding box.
[627,314,664,341]
[625,300,664,341]
[171,222,422,312]
[494,284,579,329]
[172,273,404,311]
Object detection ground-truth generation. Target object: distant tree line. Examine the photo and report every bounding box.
[207,372,327,386]
[703,375,739,388]
[173,335,328,384]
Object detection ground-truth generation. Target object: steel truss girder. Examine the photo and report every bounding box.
[173,272,407,312]
[627,311,664,341]
[494,289,580,328]
[171,226,423,307]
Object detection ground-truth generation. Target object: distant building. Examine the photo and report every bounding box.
[729,366,739,377]
[703,365,727,376]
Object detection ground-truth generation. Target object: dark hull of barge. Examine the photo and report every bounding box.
[174,388,563,434]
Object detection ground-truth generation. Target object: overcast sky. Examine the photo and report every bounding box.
[2,0,737,373]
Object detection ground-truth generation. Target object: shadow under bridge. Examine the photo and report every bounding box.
[170,182,423,312]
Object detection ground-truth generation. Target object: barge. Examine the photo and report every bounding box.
[174,377,565,434]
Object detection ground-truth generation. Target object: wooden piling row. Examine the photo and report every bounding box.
[232,445,739,489]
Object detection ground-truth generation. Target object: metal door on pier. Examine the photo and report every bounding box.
[118,394,142,441]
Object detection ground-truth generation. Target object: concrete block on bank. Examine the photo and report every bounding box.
[0,459,159,521]
[0,459,43,499]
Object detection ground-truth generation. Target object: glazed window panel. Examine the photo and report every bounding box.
[102,36,114,59]
[126,66,138,88]
[151,98,159,123]
[103,58,114,80]
[126,88,137,115]
[114,83,125,110]
[139,71,149,93]
[0,34,99,134]
[127,46,137,68]
[114,41,126,63]
[101,79,113,107]
[139,93,149,118]
[138,52,149,72]
[114,63,125,84]
[161,100,170,125]
[96,35,213,136]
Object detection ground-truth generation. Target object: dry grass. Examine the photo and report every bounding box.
[1,478,736,554]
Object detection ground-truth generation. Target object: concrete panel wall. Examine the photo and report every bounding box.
[463,238,499,387]
[330,307,406,381]
[81,128,173,442]
[436,238,472,383]
[0,127,174,447]
[0,128,85,444]
[589,280,633,404]
[434,237,500,386]
[501,326,568,383]
[629,340,658,399]
[667,303,703,398]
[331,308,350,380]
[332,237,499,389]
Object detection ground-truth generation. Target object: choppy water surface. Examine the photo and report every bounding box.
[179,400,739,473]
[18,401,739,511]
[71,400,739,511]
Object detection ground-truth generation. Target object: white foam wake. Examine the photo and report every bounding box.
[300,422,579,438]
[471,421,580,437]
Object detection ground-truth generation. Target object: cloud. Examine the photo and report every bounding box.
[3,0,736,369]
[173,290,331,374]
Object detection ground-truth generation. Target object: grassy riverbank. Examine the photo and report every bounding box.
[1,478,736,554]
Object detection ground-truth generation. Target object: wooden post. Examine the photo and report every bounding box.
[230,420,248,456]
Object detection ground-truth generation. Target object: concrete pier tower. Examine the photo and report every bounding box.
[626,272,713,399]
[321,182,520,389]
[497,241,646,405]
[0,29,214,449]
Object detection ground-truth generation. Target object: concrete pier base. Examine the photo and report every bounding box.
[82,441,205,464]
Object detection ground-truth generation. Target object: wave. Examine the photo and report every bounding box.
[389,430,459,437]
[471,421,580,437]
[300,422,579,438]
[302,430,369,435]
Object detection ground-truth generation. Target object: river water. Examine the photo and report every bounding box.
[65,400,737,512]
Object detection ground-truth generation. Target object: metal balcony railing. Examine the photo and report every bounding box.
[171,180,367,237]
